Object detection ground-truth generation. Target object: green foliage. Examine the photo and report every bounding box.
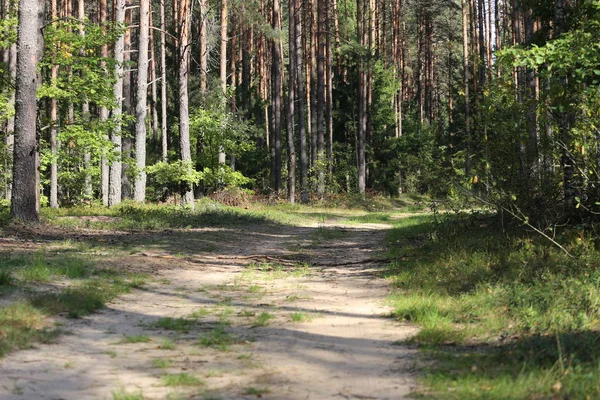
[200,166,253,191]
[146,161,202,201]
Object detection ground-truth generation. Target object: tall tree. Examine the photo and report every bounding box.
[295,0,309,203]
[99,0,110,206]
[133,0,150,202]
[49,0,58,208]
[178,0,195,208]
[271,0,282,191]
[109,0,125,206]
[11,0,44,222]
[287,0,296,203]
[219,0,228,165]
[160,0,168,162]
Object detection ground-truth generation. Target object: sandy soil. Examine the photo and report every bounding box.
[0,220,418,400]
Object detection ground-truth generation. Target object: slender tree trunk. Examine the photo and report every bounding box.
[219,0,228,165]
[179,0,195,208]
[149,7,160,141]
[199,0,208,96]
[11,0,43,222]
[109,0,125,206]
[4,0,16,201]
[99,0,110,206]
[357,0,366,194]
[49,0,59,208]
[316,0,326,197]
[462,0,471,174]
[80,0,92,199]
[121,8,133,199]
[287,0,296,203]
[160,0,168,162]
[295,0,309,203]
[134,0,150,202]
[271,0,282,191]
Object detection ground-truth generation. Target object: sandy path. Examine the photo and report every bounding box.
[0,222,418,399]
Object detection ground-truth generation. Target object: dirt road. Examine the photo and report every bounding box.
[0,221,418,399]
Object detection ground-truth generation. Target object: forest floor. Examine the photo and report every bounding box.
[0,207,419,399]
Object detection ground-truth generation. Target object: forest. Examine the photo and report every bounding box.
[1,0,600,399]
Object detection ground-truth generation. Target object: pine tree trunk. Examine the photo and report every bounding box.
[179,0,195,208]
[219,0,228,165]
[462,0,471,174]
[287,0,296,203]
[160,0,168,162]
[199,0,208,97]
[109,0,125,206]
[295,0,309,203]
[316,0,326,197]
[133,0,150,202]
[357,0,366,194]
[49,0,59,208]
[11,0,43,222]
[4,0,16,201]
[271,0,282,191]
[99,0,110,206]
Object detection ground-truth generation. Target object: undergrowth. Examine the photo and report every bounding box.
[386,212,600,399]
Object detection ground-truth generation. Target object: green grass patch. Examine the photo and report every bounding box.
[158,338,176,350]
[161,373,204,387]
[148,317,195,333]
[30,275,146,318]
[242,262,312,281]
[112,388,145,400]
[117,335,151,344]
[251,312,275,327]
[289,312,313,323]
[245,386,271,396]
[386,213,600,399]
[151,358,172,368]
[0,302,60,357]
[198,325,241,351]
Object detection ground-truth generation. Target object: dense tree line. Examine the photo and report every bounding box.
[2,0,599,223]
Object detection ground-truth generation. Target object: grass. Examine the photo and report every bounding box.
[251,312,275,327]
[30,275,147,319]
[245,386,271,396]
[198,325,241,351]
[151,358,172,368]
[289,312,313,323]
[161,373,204,387]
[117,335,151,344]
[0,302,61,357]
[148,317,195,333]
[385,212,600,399]
[112,388,145,400]
[158,338,176,350]
[242,262,312,281]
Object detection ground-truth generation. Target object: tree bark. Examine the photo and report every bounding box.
[109,0,125,206]
[295,0,309,203]
[160,0,168,162]
[133,0,150,202]
[287,0,296,203]
[179,0,195,208]
[99,0,110,206]
[49,0,58,208]
[219,0,228,165]
[271,0,282,191]
[11,0,44,222]
[316,0,326,197]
